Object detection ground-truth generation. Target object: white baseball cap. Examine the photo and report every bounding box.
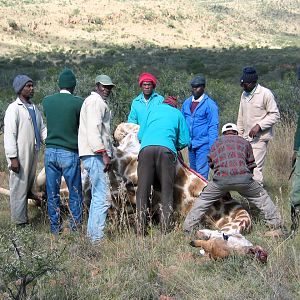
[222,123,238,133]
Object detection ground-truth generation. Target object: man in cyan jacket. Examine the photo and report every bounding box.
[4,75,47,226]
[128,72,164,128]
[136,96,189,235]
[181,75,219,179]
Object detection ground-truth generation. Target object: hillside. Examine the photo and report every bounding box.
[0,0,299,58]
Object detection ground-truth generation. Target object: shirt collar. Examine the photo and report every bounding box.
[16,97,33,106]
[60,89,71,94]
[139,91,157,102]
[192,93,205,103]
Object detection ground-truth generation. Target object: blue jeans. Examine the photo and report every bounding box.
[188,146,210,179]
[81,155,110,242]
[45,148,83,234]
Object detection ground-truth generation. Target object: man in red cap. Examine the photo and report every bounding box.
[127,72,164,128]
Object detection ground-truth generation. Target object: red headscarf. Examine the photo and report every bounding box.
[138,72,157,88]
[163,96,177,108]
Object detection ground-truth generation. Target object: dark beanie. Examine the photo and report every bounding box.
[240,67,258,84]
[58,68,76,88]
[190,75,206,87]
[13,75,33,94]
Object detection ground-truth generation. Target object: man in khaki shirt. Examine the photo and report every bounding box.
[237,67,280,186]
[78,74,114,244]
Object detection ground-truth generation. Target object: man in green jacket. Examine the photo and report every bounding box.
[136,96,189,235]
[42,68,83,235]
[290,66,300,233]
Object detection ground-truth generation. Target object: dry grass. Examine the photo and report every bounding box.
[0,0,299,57]
[0,123,300,299]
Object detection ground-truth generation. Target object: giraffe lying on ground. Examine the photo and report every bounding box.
[110,123,252,235]
[0,123,252,238]
[190,229,268,263]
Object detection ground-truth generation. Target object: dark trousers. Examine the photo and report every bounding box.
[136,146,176,234]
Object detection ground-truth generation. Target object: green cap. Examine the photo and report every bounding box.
[95,74,115,86]
[58,68,76,88]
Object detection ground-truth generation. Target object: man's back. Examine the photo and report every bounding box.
[138,103,189,155]
[42,92,83,152]
[209,135,256,183]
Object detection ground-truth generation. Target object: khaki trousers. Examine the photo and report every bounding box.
[183,179,283,232]
[9,151,38,224]
[251,140,268,185]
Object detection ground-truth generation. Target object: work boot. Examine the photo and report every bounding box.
[291,206,300,233]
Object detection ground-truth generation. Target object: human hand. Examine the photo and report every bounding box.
[102,152,111,173]
[249,124,261,138]
[10,158,20,173]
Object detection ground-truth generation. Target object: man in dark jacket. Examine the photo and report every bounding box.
[183,123,285,237]
[42,68,83,235]
[181,75,219,179]
[290,66,300,233]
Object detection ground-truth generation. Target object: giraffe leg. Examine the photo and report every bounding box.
[190,238,232,259]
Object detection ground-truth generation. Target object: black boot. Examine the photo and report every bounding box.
[291,205,300,234]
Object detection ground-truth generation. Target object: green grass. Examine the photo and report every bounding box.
[0,123,300,299]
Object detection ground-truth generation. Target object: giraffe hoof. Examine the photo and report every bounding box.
[190,240,196,247]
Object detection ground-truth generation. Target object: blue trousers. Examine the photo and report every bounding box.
[188,146,210,179]
[81,155,110,242]
[45,148,83,234]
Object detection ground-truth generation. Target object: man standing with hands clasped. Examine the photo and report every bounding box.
[79,74,115,244]
[237,67,280,186]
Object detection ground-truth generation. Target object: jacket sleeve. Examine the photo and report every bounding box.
[237,99,244,136]
[207,102,219,149]
[4,104,18,158]
[256,90,280,131]
[246,142,257,171]
[208,144,216,169]
[176,114,190,150]
[294,114,300,151]
[36,108,47,142]
[85,99,107,153]
[40,118,47,142]
[137,110,150,142]
[128,102,138,124]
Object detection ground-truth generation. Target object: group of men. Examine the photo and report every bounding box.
[3,66,299,243]
[4,69,115,244]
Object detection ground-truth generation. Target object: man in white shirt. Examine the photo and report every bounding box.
[237,67,280,186]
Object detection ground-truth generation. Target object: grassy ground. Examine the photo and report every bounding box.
[0,0,300,299]
[0,123,300,300]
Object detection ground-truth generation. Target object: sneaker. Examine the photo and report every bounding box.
[264,228,286,238]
